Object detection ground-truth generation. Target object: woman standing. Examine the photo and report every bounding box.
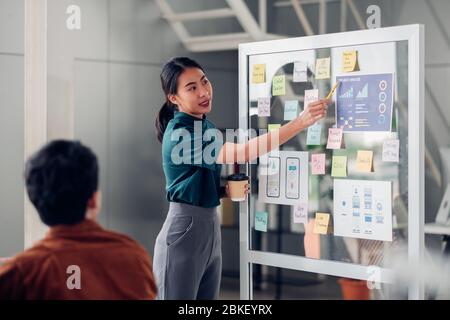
[153,57,329,299]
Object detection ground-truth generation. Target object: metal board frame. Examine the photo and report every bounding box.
[238,24,424,300]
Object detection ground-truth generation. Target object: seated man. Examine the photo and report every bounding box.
[0,140,157,299]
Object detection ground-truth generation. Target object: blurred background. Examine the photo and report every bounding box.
[0,0,449,299]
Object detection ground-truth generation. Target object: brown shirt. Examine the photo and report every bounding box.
[0,219,157,300]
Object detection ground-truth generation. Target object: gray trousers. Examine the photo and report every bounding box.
[153,202,222,300]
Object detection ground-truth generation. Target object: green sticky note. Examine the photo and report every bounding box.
[268,124,281,132]
[284,100,298,120]
[307,123,322,145]
[255,211,268,232]
[272,75,286,96]
[331,156,347,177]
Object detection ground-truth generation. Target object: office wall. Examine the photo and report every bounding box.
[391,0,450,152]
[0,0,24,257]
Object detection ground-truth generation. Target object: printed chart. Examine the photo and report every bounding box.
[336,73,394,132]
[333,179,392,241]
[258,151,309,206]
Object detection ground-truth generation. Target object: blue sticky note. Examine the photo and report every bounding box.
[284,100,298,121]
[255,211,268,232]
[307,123,322,145]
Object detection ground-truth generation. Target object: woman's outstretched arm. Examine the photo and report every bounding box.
[216,99,330,164]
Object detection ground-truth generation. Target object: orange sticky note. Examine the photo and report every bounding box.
[342,50,359,72]
[356,150,374,172]
[313,213,332,234]
[304,219,320,259]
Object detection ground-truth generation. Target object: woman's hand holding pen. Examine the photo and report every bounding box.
[217,96,332,165]
[297,98,331,128]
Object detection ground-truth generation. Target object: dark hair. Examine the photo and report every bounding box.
[25,140,99,226]
[155,57,204,143]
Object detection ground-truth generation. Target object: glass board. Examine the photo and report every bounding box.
[246,40,409,268]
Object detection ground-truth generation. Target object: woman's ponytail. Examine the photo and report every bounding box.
[155,101,176,143]
[154,57,204,143]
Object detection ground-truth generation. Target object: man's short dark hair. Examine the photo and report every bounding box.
[25,140,99,226]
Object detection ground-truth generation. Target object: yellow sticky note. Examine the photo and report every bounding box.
[331,156,347,177]
[315,57,330,80]
[272,75,286,96]
[356,150,374,172]
[268,124,281,132]
[313,213,332,235]
[342,50,359,72]
[252,64,266,84]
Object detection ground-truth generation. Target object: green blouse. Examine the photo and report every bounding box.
[162,111,223,208]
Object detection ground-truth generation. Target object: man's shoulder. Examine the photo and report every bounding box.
[0,241,52,277]
[5,229,149,268]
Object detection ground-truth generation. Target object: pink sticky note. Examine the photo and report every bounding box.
[326,128,343,149]
[293,203,308,224]
[257,97,271,117]
[311,153,326,175]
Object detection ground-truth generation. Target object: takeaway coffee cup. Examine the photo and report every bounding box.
[227,173,249,202]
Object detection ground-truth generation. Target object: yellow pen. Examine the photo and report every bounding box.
[326,81,340,100]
